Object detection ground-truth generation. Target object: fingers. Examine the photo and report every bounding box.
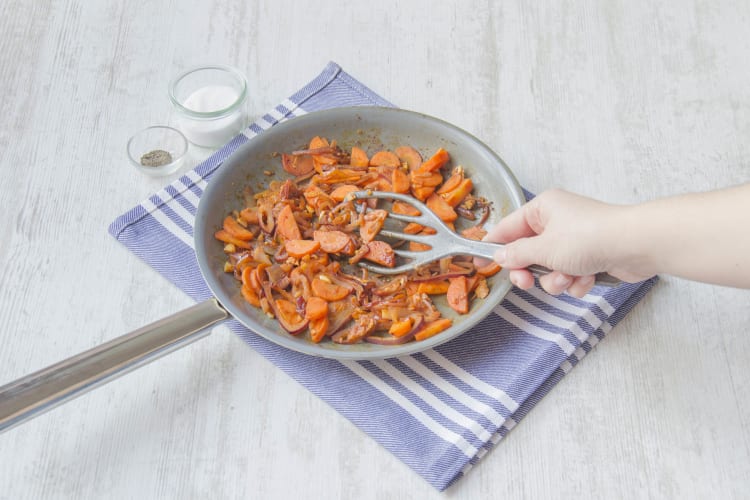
[493,236,549,270]
[538,271,573,295]
[509,269,535,289]
[567,275,595,298]
[512,271,596,297]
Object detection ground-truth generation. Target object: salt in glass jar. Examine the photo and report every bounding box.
[168,65,249,148]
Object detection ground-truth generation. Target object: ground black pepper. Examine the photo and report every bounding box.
[140,149,173,167]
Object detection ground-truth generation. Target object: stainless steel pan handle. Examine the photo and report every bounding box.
[0,298,228,434]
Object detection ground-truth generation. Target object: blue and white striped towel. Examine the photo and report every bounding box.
[109,62,658,491]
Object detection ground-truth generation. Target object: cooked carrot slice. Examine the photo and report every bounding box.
[241,285,261,307]
[447,276,469,314]
[392,201,420,216]
[304,296,329,321]
[329,184,359,202]
[414,318,453,341]
[363,240,396,267]
[276,204,302,240]
[281,153,315,176]
[441,178,474,207]
[476,262,502,277]
[416,281,450,295]
[313,230,354,254]
[215,229,252,249]
[285,239,320,258]
[309,136,330,149]
[461,226,487,241]
[389,317,413,337]
[369,150,401,167]
[350,146,369,168]
[239,207,259,225]
[391,168,410,194]
[309,316,329,343]
[417,148,450,173]
[437,170,464,194]
[426,193,458,223]
[411,186,435,202]
[223,216,255,241]
[403,222,424,235]
[395,146,423,171]
[241,266,254,288]
[312,277,351,301]
[410,170,443,188]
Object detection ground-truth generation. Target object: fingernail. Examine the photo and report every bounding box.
[494,248,506,265]
[554,274,572,288]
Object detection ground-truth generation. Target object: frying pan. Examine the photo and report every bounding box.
[0,106,526,433]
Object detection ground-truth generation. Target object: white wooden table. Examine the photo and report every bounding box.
[1,1,749,498]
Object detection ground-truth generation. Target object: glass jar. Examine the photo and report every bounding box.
[168,65,249,148]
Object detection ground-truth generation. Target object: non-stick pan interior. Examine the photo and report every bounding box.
[194,106,525,360]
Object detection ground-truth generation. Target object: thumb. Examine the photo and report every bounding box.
[494,235,550,270]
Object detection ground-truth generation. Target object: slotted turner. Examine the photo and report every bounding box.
[349,191,621,286]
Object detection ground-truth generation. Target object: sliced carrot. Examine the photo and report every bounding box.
[223,216,255,240]
[391,168,410,194]
[409,241,432,252]
[461,226,487,241]
[476,262,502,277]
[363,240,396,267]
[312,277,351,301]
[309,136,330,150]
[417,148,450,173]
[388,317,413,337]
[241,285,261,307]
[410,170,443,188]
[313,230,354,254]
[392,201,420,216]
[309,315,329,343]
[416,281,450,295]
[215,229,252,249]
[239,207,259,225]
[241,266,254,289]
[285,239,320,258]
[304,296,329,321]
[395,146,423,171]
[441,178,474,208]
[276,204,302,240]
[329,184,359,202]
[403,222,424,235]
[436,170,464,194]
[447,276,469,314]
[369,150,401,167]
[426,193,458,223]
[281,153,315,176]
[350,146,369,168]
[414,318,453,341]
[275,299,307,333]
[412,186,435,202]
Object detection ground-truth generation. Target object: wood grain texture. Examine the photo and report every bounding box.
[0,0,748,498]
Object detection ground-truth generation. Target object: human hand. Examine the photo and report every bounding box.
[481,189,653,297]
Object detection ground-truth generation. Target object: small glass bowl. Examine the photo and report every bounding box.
[168,65,249,148]
[127,126,188,177]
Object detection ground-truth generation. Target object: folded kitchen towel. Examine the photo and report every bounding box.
[109,61,658,491]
